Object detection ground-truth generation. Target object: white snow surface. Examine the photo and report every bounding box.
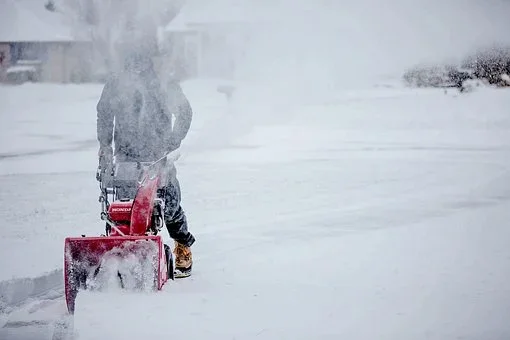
[1,80,510,339]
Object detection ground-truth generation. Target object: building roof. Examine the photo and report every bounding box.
[164,0,274,32]
[0,0,84,43]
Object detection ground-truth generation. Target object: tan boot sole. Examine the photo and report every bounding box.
[174,266,192,278]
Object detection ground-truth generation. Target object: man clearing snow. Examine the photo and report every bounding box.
[95,50,195,277]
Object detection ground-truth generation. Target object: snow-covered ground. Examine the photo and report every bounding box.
[1,80,510,339]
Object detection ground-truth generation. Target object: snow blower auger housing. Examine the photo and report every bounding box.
[64,152,179,314]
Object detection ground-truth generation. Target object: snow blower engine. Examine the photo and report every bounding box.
[64,152,178,314]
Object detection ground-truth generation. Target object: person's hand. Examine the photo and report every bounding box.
[167,136,181,153]
[97,145,113,182]
[98,145,113,165]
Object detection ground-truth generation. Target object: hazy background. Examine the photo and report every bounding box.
[60,0,510,86]
[233,0,510,87]
[176,0,510,103]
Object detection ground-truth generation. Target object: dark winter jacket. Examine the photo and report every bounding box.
[96,65,192,162]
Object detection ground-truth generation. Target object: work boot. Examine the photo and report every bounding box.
[173,241,192,278]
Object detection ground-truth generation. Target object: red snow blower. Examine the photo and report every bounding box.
[64,152,179,314]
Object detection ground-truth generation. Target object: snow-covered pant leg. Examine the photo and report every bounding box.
[164,167,195,247]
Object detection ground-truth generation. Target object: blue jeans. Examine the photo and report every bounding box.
[163,166,195,247]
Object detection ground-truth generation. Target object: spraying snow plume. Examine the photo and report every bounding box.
[56,0,510,80]
[55,0,184,73]
[55,0,510,100]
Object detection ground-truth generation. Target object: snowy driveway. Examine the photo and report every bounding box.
[1,82,510,339]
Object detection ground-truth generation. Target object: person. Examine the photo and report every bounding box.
[95,50,195,277]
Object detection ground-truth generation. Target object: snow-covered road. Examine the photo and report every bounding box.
[1,81,509,339]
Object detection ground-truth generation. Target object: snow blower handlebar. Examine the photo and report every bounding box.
[95,149,181,195]
[95,149,181,233]
[96,149,181,181]
[147,149,182,169]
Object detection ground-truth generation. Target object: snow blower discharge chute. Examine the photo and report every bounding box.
[64,153,178,314]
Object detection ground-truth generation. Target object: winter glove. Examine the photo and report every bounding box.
[167,136,182,153]
[96,145,113,182]
[98,145,113,165]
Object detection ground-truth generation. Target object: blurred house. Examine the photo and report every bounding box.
[0,0,92,84]
[162,0,259,80]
